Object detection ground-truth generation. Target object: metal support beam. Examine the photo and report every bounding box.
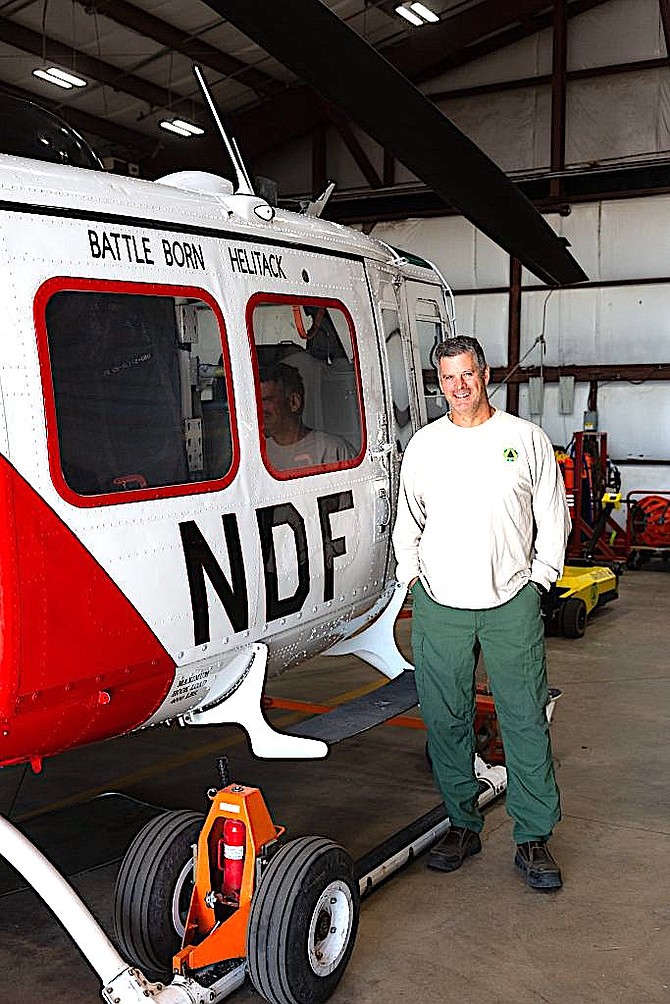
[489,363,670,383]
[660,0,670,58]
[312,122,327,198]
[550,0,568,199]
[506,257,523,416]
[383,149,396,188]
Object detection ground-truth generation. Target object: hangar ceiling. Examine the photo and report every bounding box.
[0,0,665,220]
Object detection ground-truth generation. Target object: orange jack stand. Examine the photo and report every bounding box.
[173,782,284,975]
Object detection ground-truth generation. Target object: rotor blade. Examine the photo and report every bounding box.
[202,0,587,286]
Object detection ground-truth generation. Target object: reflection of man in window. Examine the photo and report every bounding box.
[260,363,354,470]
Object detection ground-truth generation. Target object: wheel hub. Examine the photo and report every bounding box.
[307,879,354,977]
[171,858,194,939]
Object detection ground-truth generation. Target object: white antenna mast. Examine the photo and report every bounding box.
[193,64,255,196]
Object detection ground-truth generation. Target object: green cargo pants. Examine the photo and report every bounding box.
[411,579,560,844]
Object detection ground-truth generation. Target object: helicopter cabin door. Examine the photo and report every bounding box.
[400,279,453,426]
[246,261,394,628]
[365,269,424,586]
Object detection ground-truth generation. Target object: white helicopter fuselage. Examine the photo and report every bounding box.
[0,156,451,768]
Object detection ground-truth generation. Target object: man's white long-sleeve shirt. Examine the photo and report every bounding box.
[392,409,570,608]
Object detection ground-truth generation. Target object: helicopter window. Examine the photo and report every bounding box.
[382,308,413,454]
[415,298,445,423]
[41,284,236,501]
[249,297,365,478]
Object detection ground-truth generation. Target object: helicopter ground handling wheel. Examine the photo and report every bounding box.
[107,750,506,1004]
[247,836,359,1004]
[560,596,587,638]
[112,808,204,982]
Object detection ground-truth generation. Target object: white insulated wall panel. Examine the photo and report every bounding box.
[599,383,670,460]
[425,30,552,92]
[520,284,670,365]
[566,70,670,168]
[371,216,509,289]
[325,123,386,190]
[618,465,670,495]
[598,196,670,279]
[254,133,313,198]
[427,0,661,92]
[453,294,509,367]
[437,86,550,175]
[567,0,664,69]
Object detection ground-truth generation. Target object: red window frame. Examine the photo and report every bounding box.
[246,292,367,481]
[34,276,239,507]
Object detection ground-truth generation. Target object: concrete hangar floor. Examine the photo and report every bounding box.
[0,569,667,1004]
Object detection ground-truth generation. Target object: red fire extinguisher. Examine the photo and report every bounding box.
[218,818,246,904]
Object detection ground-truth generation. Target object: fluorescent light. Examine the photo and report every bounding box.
[395,5,424,25]
[172,118,205,136]
[410,2,440,23]
[33,68,72,89]
[45,67,87,87]
[33,66,87,89]
[159,120,193,137]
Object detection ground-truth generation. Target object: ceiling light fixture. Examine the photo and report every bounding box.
[394,2,439,25]
[159,119,205,138]
[172,119,205,136]
[410,2,440,23]
[394,5,423,25]
[159,121,192,137]
[33,66,87,89]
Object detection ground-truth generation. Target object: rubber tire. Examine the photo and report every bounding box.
[560,597,587,639]
[113,809,204,981]
[247,836,359,1004]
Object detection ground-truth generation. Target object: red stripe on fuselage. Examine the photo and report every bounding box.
[0,459,174,767]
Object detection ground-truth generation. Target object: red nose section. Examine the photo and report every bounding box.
[0,459,174,767]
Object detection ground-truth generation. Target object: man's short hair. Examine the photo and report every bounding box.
[259,362,305,401]
[435,335,487,374]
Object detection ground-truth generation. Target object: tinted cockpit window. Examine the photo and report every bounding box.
[250,298,364,477]
[44,289,233,497]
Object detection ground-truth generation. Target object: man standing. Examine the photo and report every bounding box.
[392,335,570,890]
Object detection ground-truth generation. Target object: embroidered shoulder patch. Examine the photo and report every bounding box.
[503,447,518,462]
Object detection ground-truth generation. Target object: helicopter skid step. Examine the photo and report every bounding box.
[289,670,419,743]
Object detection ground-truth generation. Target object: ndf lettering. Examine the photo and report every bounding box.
[180,491,353,644]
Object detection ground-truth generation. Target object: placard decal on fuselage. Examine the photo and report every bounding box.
[168,668,210,707]
[180,491,354,645]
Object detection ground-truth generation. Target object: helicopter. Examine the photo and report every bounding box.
[0,4,585,1002]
